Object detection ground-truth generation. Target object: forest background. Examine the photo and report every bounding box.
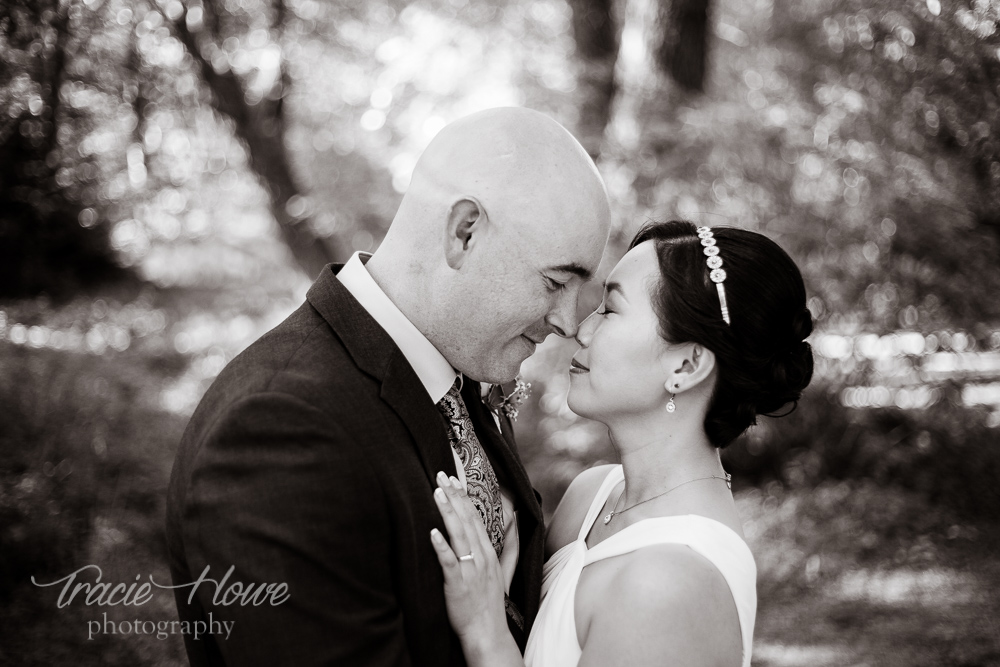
[2,0,1000,664]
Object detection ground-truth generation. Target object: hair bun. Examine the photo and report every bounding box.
[757,339,814,416]
[791,308,813,343]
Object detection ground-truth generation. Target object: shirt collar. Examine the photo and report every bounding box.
[337,252,460,404]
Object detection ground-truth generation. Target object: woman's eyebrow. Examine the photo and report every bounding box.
[603,280,628,302]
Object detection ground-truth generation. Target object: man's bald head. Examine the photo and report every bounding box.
[403,107,607,227]
[366,107,612,383]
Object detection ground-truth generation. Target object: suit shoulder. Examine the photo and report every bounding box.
[206,301,375,404]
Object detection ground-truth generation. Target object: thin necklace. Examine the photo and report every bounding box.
[603,472,733,525]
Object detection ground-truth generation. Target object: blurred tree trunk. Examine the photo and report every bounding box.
[567,0,620,158]
[656,0,710,91]
[0,0,124,297]
[126,11,149,182]
[170,0,334,280]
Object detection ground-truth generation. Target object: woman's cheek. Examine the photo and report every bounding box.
[591,327,615,390]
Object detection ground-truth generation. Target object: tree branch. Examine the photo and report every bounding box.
[567,0,619,158]
[169,0,335,278]
[656,0,710,91]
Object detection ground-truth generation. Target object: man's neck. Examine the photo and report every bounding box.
[364,250,422,322]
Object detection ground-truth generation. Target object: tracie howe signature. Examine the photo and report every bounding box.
[31,564,290,608]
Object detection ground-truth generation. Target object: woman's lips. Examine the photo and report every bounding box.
[569,358,589,374]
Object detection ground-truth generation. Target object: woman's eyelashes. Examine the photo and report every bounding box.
[596,296,615,316]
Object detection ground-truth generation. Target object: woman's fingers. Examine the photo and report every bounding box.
[443,476,477,525]
[430,528,461,576]
[445,477,492,548]
[443,475,491,550]
[440,475,497,569]
[434,472,475,563]
[434,470,505,582]
[431,472,508,643]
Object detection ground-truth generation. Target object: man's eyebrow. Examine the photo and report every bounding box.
[549,263,593,280]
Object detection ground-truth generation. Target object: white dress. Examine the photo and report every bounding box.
[524,465,757,667]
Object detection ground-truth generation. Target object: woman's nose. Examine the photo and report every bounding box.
[574,311,598,348]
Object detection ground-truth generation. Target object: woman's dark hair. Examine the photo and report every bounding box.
[630,220,814,448]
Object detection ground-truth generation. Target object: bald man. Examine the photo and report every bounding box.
[166,108,611,666]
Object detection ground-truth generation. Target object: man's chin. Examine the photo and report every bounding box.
[462,358,523,386]
[475,368,522,386]
[457,341,536,385]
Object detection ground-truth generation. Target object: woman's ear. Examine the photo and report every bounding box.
[665,343,717,394]
[444,197,486,269]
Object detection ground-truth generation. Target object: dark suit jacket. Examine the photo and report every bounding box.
[166,263,545,666]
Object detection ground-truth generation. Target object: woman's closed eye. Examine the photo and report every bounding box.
[597,281,625,315]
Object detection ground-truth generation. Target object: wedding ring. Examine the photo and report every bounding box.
[458,552,475,562]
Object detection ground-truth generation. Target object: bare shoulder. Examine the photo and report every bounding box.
[579,545,743,667]
[545,464,619,557]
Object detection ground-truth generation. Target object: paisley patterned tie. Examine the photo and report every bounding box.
[437,378,505,559]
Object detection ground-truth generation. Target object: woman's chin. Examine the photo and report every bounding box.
[566,387,596,421]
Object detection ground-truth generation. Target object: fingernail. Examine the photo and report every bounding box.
[430,528,443,542]
[434,487,446,503]
[436,471,449,486]
[450,476,461,489]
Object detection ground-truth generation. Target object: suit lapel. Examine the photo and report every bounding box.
[306,264,458,486]
[381,351,459,485]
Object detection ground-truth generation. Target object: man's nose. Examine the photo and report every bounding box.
[546,291,581,339]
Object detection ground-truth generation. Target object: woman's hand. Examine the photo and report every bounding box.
[429,471,509,653]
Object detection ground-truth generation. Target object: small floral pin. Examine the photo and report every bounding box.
[484,375,532,422]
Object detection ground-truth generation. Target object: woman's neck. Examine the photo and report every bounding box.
[607,413,724,504]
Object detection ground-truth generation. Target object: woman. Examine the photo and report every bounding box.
[429,220,814,667]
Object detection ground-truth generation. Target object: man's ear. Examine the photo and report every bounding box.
[444,197,486,269]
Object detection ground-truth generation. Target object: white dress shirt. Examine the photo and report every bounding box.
[337,252,519,592]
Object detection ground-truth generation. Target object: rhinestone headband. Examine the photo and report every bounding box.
[696,226,731,325]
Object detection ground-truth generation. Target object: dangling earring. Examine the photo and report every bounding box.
[665,393,676,413]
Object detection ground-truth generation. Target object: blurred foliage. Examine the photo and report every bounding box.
[602,0,1000,332]
[0,338,185,600]
[0,347,95,600]
[723,381,1000,518]
[0,318,191,662]
[2,0,1000,662]
[741,479,1000,666]
[0,0,130,297]
[770,0,1000,329]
